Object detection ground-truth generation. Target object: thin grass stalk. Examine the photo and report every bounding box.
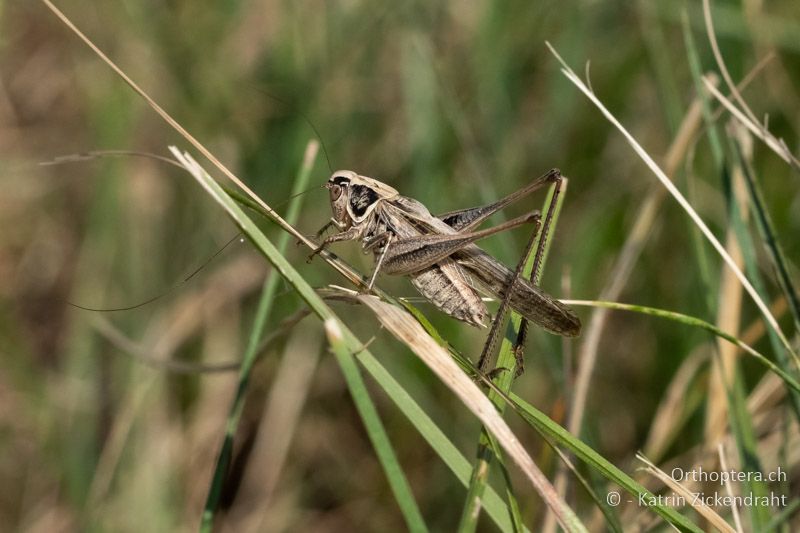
[636,454,735,533]
[353,340,526,533]
[563,300,800,394]
[717,444,745,533]
[701,0,800,172]
[718,134,773,530]
[567,78,707,447]
[732,133,800,418]
[683,13,724,319]
[546,42,799,369]
[705,164,747,442]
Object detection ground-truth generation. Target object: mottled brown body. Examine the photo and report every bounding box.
[309,170,581,337]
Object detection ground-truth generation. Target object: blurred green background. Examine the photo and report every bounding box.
[1,0,799,531]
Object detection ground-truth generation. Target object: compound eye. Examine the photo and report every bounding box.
[329,184,343,201]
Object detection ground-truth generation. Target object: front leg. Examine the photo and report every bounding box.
[296,219,345,247]
[307,226,363,263]
[314,220,335,239]
[315,218,348,239]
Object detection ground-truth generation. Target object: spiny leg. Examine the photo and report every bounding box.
[381,212,540,276]
[477,174,564,375]
[438,169,561,232]
[476,217,542,373]
[314,220,336,239]
[298,219,345,247]
[512,172,564,375]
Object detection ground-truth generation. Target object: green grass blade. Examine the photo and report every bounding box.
[735,141,800,333]
[682,9,725,166]
[733,136,800,420]
[324,319,429,533]
[486,432,525,533]
[199,142,318,531]
[722,139,779,530]
[564,300,800,394]
[682,9,723,316]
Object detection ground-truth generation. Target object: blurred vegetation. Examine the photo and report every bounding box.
[1,0,799,531]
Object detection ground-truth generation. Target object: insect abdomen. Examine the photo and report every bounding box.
[409,263,487,327]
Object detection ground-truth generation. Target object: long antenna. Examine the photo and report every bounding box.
[251,86,334,173]
[66,234,243,312]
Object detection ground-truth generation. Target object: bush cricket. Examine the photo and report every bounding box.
[308,168,581,364]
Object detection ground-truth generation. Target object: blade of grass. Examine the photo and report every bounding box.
[323,319,429,533]
[701,0,800,172]
[548,445,624,533]
[733,132,800,333]
[718,132,772,530]
[563,300,800,394]
[352,334,527,533]
[682,11,722,316]
[199,141,318,530]
[732,129,800,417]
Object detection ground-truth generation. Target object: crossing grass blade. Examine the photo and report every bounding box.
[458,178,566,532]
